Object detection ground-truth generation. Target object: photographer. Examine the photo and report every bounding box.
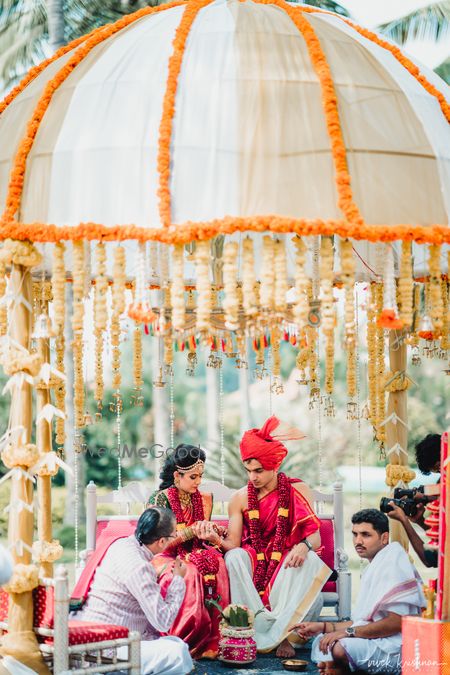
[387,434,441,568]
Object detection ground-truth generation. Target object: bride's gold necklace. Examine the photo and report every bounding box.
[178,488,192,507]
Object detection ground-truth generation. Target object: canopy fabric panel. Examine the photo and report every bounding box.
[0,0,448,243]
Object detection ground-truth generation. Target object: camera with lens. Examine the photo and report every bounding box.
[380,485,430,518]
[379,496,418,517]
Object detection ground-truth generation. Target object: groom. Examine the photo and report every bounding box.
[219,416,330,658]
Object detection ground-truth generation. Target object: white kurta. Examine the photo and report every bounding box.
[311,542,426,674]
[225,547,330,652]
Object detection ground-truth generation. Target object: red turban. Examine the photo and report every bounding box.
[240,416,305,471]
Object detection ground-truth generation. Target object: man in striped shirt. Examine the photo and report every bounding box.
[74,508,193,674]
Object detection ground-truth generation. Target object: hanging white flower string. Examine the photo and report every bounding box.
[316,339,323,503]
[355,288,362,510]
[116,394,122,490]
[219,362,225,487]
[169,369,175,450]
[382,244,399,320]
[136,243,146,309]
[268,346,273,417]
[74,441,79,569]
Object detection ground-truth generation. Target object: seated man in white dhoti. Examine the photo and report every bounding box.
[73,508,193,675]
[291,509,425,675]
[218,416,331,658]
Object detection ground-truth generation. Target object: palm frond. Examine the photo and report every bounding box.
[301,0,349,17]
[379,0,450,44]
[0,0,167,91]
[435,55,450,83]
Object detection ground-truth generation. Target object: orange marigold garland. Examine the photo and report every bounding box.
[256,0,363,225]
[299,4,450,123]
[0,259,7,336]
[157,0,213,227]
[1,218,450,247]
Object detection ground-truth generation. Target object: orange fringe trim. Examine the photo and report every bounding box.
[157,0,213,228]
[300,5,450,123]
[0,216,449,245]
[256,0,363,226]
[1,0,187,223]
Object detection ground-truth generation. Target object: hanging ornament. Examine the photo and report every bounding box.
[186,351,198,377]
[195,241,212,334]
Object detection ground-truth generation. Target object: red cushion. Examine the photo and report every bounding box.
[96,519,137,543]
[322,579,337,593]
[33,585,54,628]
[0,587,56,628]
[44,620,129,645]
[317,520,336,592]
[0,589,8,622]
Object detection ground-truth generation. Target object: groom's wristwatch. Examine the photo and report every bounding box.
[345,626,356,637]
[301,538,313,551]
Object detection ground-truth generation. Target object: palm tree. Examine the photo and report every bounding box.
[300,0,348,16]
[378,1,450,83]
[379,1,450,44]
[0,0,160,90]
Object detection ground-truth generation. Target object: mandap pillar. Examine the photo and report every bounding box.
[0,263,50,674]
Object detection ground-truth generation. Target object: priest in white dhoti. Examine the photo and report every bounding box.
[292,509,425,674]
[218,416,331,658]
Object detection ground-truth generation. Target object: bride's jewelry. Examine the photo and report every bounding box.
[178,488,191,507]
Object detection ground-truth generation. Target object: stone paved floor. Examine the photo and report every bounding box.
[193,645,319,674]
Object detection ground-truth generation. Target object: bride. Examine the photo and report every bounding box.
[147,444,230,658]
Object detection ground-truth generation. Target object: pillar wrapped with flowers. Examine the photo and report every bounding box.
[0,0,449,667]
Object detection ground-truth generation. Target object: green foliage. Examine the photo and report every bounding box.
[378,1,450,44]
[435,56,450,83]
[0,0,167,90]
